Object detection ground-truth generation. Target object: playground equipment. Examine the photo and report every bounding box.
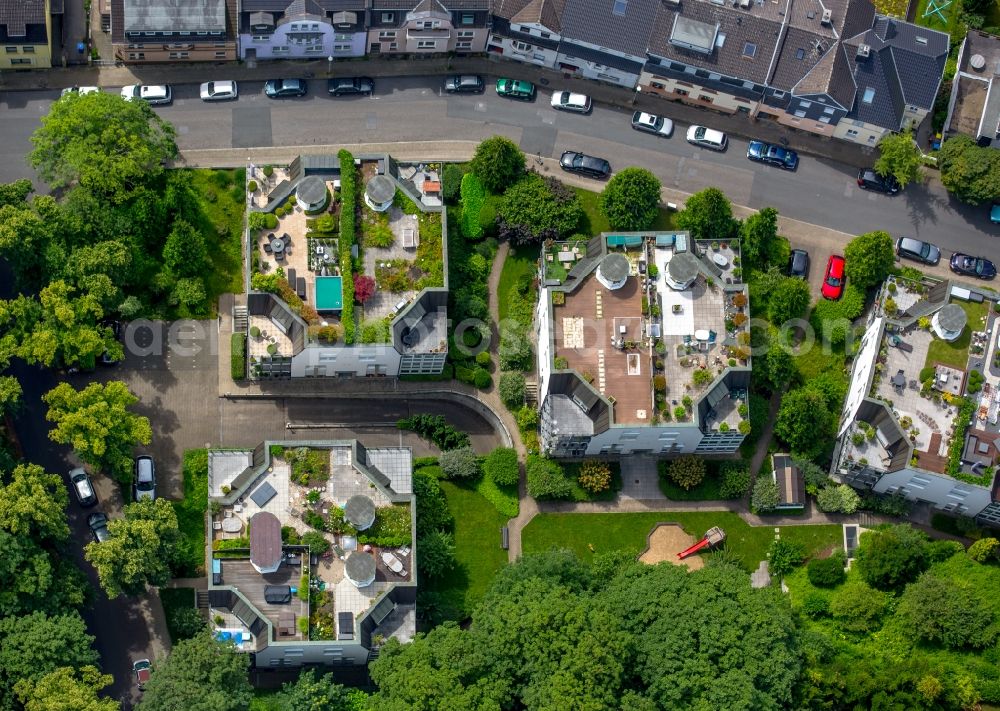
[677,527,727,559]
[922,0,952,26]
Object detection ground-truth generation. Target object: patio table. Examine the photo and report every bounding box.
[695,329,710,341]
[270,236,285,254]
[221,516,242,533]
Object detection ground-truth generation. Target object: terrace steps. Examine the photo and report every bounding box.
[233,305,249,331]
[196,591,210,609]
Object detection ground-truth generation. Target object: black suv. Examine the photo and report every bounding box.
[857,168,899,194]
[444,75,484,94]
[559,151,611,179]
[328,77,374,96]
[788,249,810,278]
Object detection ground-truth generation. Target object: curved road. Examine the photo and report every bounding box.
[1,75,998,259]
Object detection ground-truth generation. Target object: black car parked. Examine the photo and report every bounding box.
[857,168,899,194]
[328,77,374,96]
[895,237,940,265]
[443,75,484,93]
[950,253,997,280]
[559,151,611,179]
[788,249,810,278]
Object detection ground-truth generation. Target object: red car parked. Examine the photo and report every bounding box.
[822,255,845,300]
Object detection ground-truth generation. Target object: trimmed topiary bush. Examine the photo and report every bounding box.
[484,447,519,487]
[807,553,847,588]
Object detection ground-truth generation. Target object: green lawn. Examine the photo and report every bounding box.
[423,480,509,619]
[793,336,847,382]
[160,587,197,644]
[497,244,539,324]
[913,0,959,31]
[183,169,246,317]
[522,511,843,571]
[924,299,990,369]
[171,449,209,578]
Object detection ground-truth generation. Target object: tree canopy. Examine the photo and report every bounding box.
[137,632,251,711]
[369,549,800,710]
[599,167,661,230]
[739,207,782,270]
[676,187,736,241]
[497,173,583,244]
[29,92,176,201]
[17,666,119,711]
[875,131,923,188]
[855,524,929,591]
[85,498,180,597]
[843,230,895,290]
[938,134,1000,205]
[767,277,811,326]
[0,464,70,542]
[469,136,525,193]
[774,387,833,458]
[43,381,151,484]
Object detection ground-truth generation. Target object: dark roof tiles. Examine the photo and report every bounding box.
[559,0,660,57]
[0,0,46,35]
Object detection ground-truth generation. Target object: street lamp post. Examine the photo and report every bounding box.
[327,55,334,77]
[633,85,641,106]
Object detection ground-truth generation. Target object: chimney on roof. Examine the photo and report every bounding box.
[856,43,870,60]
[821,8,832,24]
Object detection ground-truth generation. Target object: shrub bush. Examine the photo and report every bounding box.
[816,484,861,514]
[397,413,470,450]
[526,455,572,499]
[247,212,268,231]
[483,447,519,487]
[968,537,999,562]
[247,180,258,193]
[692,369,715,387]
[577,461,612,494]
[475,351,492,368]
[807,553,847,587]
[439,446,480,479]
[515,405,539,432]
[473,367,491,389]
[230,333,246,381]
[338,149,357,344]
[768,539,806,577]
[357,505,412,547]
[719,463,750,499]
[498,372,526,410]
[667,456,705,490]
[802,593,830,619]
[460,173,487,240]
[442,163,467,203]
[752,478,780,512]
[300,531,330,556]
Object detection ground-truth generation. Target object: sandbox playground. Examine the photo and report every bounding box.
[638,524,726,571]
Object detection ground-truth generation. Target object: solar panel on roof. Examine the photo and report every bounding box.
[250,481,277,507]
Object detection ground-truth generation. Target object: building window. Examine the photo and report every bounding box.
[4,46,16,53]
[417,40,437,49]
[868,135,876,143]
[381,12,394,22]
[799,100,811,108]
[669,61,685,71]
[675,88,688,96]
[21,45,34,53]
[128,53,145,59]
[334,43,352,51]
[819,116,831,124]
[456,41,472,49]
[824,106,835,114]
[846,129,859,137]
[700,95,714,103]
[389,42,398,50]
[794,110,806,117]
[418,20,440,29]
[651,81,665,89]
[10,57,32,64]
[169,51,190,58]
[512,40,531,52]
[214,51,227,58]
[379,31,396,39]
[540,31,551,38]
[708,72,721,81]
[457,30,474,38]
[461,13,474,24]
[862,87,875,104]
[772,90,785,98]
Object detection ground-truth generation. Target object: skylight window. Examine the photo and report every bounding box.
[862,87,875,104]
[916,35,928,45]
[715,32,726,48]
[612,0,627,16]
[743,41,756,57]
[795,48,805,59]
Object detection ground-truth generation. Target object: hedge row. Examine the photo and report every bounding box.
[230,333,246,381]
[338,149,357,344]
[460,173,487,240]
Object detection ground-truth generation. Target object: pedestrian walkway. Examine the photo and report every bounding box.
[0,55,873,168]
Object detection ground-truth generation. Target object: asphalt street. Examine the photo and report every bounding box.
[1,75,998,262]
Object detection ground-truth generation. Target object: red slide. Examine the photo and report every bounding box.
[677,537,711,559]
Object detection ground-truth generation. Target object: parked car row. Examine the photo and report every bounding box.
[68,454,157,544]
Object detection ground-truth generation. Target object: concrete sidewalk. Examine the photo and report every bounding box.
[1,55,872,169]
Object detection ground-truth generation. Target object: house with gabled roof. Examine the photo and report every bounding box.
[488,0,566,69]
[553,0,660,86]
[0,0,53,69]
[238,0,368,60]
[366,0,490,56]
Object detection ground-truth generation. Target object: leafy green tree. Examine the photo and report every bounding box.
[667,456,705,490]
[676,187,735,241]
[470,136,525,193]
[483,447,519,487]
[30,91,177,201]
[0,611,98,709]
[85,498,180,597]
[739,206,779,270]
[875,130,923,188]
[897,574,996,649]
[967,537,999,562]
[829,580,890,633]
[2,280,120,370]
[0,529,88,617]
[438,446,480,479]
[138,632,252,711]
[270,669,362,711]
[815,484,861,514]
[17,666,118,711]
[796,458,831,495]
[811,283,865,346]
[0,203,57,290]
[0,464,70,542]
[497,174,583,243]
[62,241,134,302]
[0,179,33,208]
[418,530,456,579]
[169,277,206,310]
[774,387,833,458]
[600,167,661,230]
[718,463,750,499]
[807,553,846,588]
[43,381,152,484]
[844,230,895,290]
[767,276,811,325]
[168,607,205,642]
[938,134,1000,205]
[768,539,806,577]
[497,372,526,410]
[526,455,572,499]
[413,470,453,537]
[763,339,795,391]
[751,478,780,512]
[162,219,207,278]
[855,524,929,591]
